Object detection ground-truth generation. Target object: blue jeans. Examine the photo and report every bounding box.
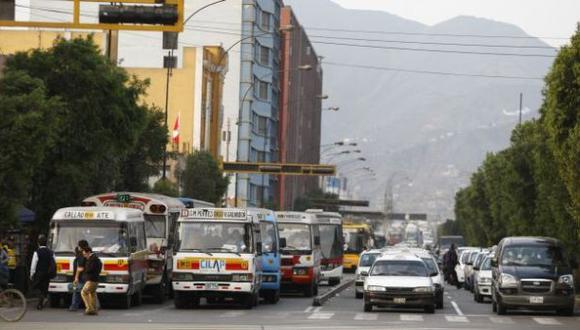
[69,281,85,310]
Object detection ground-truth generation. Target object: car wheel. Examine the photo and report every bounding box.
[424,304,435,314]
[496,299,507,315]
[355,291,363,299]
[363,302,372,312]
[557,306,574,316]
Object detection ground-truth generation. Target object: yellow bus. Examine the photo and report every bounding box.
[342,223,374,272]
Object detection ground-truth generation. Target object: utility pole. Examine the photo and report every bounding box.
[518,92,523,125]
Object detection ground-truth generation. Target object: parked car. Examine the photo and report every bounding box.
[491,237,575,316]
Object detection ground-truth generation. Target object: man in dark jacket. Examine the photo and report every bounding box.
[29,235,55,310]
[444,244,460,287]
[80,246,101,315]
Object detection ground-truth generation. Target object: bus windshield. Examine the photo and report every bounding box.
[178,222,253,253]
[52,221,128,256]
[343,228,367,253]
[319,224,343,260]
[278,223,312,252]
[144,215,166,238]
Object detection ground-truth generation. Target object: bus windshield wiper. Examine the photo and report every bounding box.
[205,247,241,257]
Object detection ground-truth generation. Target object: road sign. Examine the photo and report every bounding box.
[222,162,335,176]
[0,0,184,32]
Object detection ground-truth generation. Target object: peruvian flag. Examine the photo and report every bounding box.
[171,113,180,145]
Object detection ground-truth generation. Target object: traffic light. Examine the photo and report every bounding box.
[99,5,179,25]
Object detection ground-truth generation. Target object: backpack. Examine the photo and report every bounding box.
[47,251,57,279]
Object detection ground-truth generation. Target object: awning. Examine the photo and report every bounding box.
[18,207,35,224]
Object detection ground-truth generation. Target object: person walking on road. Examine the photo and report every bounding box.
[444,244,460,288]
[80,245,102,315]
[69,246,86,311]
[29,234,56,310]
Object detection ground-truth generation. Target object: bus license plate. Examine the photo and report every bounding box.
[206,283,219,290]
[393,297,406,304]
[529,296,543,304]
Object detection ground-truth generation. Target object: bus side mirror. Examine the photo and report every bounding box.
[314,236,320,246]
[256,242,263,255]
[279,238,287,249]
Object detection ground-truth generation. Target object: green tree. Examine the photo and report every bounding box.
[2,36,164,228]
[152,178,179,197]
[180,151,229,204]
[293,189,339,212]
[0,71,63,228]
[542,24,580,225]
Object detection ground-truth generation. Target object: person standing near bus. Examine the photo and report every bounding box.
[80,245,102,315]
[30,235,56,310]
[69,246,86,311]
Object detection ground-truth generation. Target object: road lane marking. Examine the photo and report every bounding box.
[533,317,562,325]
[304,306,314,313]
[400,314,424,321]
[313,306,322,313]
[450,300,464,316]
[221,311,246,318]
[308,312,334,320]
[354,312,378,321]
[445,315,469,323]
[489,316,514,324]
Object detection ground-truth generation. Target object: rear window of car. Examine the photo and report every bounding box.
[370,260,428,277]
[360,253,381,267]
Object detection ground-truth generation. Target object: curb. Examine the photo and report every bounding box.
[312,278,354,306]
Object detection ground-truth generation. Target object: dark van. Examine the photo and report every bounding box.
[491,237,575,316]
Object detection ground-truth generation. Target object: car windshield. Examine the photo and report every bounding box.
[468,251,479,263]
[52,221,128,256]
[278,223,312,251]
[370,260,428,277]
[421,257,438,274]
[480,257,492,270]
[359,253,381,267]
[501,245,566,267]
[178,222,253,253]
[144,214,166,238]
[461,251,470,264]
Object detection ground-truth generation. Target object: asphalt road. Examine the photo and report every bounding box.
[4,279,579,329]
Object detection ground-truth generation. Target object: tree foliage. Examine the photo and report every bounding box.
[179,151,228,205]
[0,36,166,229]
[451,26,580,259]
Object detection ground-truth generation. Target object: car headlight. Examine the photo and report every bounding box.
[413,286,433,293]
[293,268,308,275]
[499,273,518,288]
[172,272,194,281]
[107,275,129,283]
[558,274,574,287]
[366,285,386,292]
[232,273,253,282]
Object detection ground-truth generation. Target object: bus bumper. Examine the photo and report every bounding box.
[172,281,254,294]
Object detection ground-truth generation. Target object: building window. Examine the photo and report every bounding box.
[257,116,267,135]
[260,45,270,65]
[257,79,269,100]
[261,11,271,31]
[256,150,266,162]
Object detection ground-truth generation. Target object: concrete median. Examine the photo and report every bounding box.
[312,278,354,306]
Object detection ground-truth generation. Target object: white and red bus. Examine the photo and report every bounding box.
[306,209,344,286]
[275,212,322,297]
[82,192,185,301]
[48,207,148,309]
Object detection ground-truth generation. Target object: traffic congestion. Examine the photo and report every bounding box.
[26,192,573,318]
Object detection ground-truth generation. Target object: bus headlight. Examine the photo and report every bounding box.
[107,275,129,283]
[293,268,309,275]
[232,273,253,282]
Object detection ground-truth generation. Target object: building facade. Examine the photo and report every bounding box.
[278,6,323,210]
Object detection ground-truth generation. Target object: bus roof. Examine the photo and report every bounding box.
[247,208,276,223]
[305,209,342,225]
[52,207,144,222]
[82,192,185,213]
[180,208,255,223]
[275,211,318,224]
[178,197,214,208]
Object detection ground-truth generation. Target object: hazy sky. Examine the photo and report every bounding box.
[332,0,579,47]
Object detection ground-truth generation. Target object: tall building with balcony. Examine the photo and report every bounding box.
[23,0,285,206]
[278,6,323,210]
